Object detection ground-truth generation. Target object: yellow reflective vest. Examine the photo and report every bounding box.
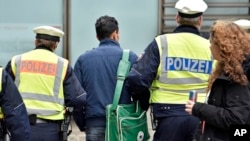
[0,67,3,119]
[150,33,214,104]
[11,49,68,120]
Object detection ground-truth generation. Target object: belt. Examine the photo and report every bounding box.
[36,118,61,124]
[29,114,61,125]
[36,118,50,124]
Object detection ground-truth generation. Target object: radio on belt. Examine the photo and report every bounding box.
[189,90,198,102]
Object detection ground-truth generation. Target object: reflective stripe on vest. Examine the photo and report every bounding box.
[0,68,3,119]
[11,49,68,120]
[150,33,213,104]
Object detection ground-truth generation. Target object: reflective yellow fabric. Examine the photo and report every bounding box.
[150,33,213,104]
[11,49,68,120]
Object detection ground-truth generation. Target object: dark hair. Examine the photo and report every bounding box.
[95,15,118,40]
[35,39,56,51]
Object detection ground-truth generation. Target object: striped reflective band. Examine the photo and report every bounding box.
[20,92,64,105]
[158,35,210,84]
[158,77,206,84]
[151,87,206,93]
[14,55,64,115]
[28,108,60,116]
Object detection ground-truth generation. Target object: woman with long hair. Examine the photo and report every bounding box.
[185,20,250,141]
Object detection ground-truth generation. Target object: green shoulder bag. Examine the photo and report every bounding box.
[105,49,150,141]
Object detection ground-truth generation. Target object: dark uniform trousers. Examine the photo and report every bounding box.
[30,117,62,141]
[153,116,199,141]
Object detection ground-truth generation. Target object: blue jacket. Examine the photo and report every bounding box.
[5,46,87,131]
[0,68,30,141]
[74,39,138,128]
[126,25,209,116]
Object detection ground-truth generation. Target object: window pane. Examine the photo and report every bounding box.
[0,0,63,66]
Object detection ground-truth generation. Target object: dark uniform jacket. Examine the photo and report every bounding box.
[0,68,30,141]
[192,74,250,141]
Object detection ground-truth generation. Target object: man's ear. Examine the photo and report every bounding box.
[114,30,119,41]
[198,16,203,27]
[96,35,100,41]
[109,30,119,41]
[52,42,58,51]
[34,40,38,46]
[176,14,180,24]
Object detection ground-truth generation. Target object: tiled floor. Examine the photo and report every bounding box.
[68,110,155,141]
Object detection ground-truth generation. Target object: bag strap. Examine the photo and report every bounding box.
[110,49,131,110]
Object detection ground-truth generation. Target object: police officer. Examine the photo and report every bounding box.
[126,0,214,141]
[0,67,30,141]
[5,26,86,141]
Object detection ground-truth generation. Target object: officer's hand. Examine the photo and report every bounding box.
[185,100,195,115]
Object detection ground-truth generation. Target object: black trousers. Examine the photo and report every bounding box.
[30,122,62,141]
[153,116,199,141]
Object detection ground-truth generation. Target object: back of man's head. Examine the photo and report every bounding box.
[33,26,64,51]
[175,0,207,18]
[33,26,64,42]
[95,15,119,40]
[175,0,208,28]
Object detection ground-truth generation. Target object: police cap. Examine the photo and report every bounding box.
[234,19,250,30]
[175,0,208,18]
[33,26,64,42]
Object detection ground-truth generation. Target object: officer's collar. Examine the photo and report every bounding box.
[173,25,200,36]
[35,45,53,52]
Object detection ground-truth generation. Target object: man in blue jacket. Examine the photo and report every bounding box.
[0,67,30,141]
[74,15,138,141]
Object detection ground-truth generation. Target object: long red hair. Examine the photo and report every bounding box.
[207,20,250,92]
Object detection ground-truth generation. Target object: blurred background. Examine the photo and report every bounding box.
[0,0,249,67]
[0,0,249,140]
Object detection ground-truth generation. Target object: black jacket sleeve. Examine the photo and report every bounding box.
[63,65,87,131]
[1,70,31,141]
[126,40,160,110]
[192,83,250,129]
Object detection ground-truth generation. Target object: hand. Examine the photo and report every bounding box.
[185,100,195,115]
[137,52,144,61]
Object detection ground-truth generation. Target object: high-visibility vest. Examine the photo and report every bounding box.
[11,49,68,120]
[150,33,214,104]
[0,67,3,119]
